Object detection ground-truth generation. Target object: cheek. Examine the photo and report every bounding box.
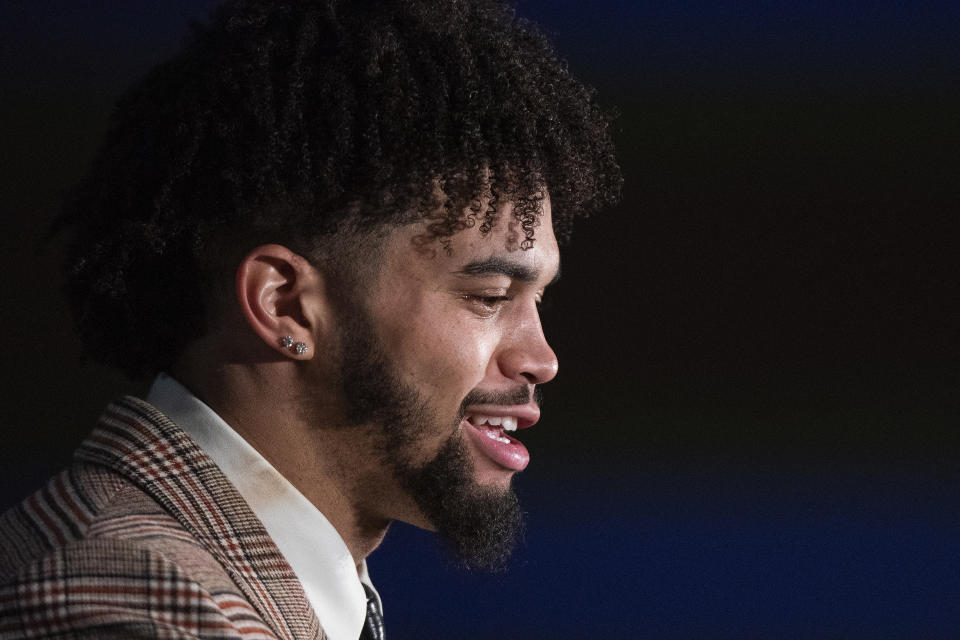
[382,312,499,398]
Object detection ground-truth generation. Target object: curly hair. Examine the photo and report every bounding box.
[55,0,622,379]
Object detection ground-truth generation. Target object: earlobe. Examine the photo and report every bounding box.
[235,244,320,360]
[280,335,311,356]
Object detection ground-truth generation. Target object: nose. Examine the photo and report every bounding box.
[498,312,559,386]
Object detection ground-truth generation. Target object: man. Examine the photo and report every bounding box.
[0,0,620,637]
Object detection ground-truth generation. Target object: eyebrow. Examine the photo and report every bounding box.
[455,256,561,286]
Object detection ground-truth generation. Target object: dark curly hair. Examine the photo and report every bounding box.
[55,0,622,379]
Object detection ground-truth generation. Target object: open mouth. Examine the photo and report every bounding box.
[462,412,532,472]
[467,414,518,443]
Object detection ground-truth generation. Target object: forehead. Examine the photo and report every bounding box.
[382,196,560,283]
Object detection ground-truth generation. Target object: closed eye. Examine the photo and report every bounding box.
[463,294,511,316]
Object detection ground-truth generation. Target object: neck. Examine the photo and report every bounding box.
[170,357,392,565]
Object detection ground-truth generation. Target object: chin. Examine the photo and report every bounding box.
[472,469,516,491]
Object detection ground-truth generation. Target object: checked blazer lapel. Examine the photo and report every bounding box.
[75,396,324,640]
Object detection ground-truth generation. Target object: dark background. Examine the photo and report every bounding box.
[2,1,959,636]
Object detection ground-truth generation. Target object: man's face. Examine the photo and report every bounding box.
[333,195,560,570]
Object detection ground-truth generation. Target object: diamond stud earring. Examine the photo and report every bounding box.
[293,342,309,355]
[280,336,294,349]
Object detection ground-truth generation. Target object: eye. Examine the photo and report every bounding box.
[463,293,511,316]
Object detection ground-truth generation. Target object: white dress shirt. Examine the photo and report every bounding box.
[147,373,381,640]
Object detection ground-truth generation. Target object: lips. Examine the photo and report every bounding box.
[461,406,539,472]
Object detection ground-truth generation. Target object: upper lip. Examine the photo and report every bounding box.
[463,404,540,430]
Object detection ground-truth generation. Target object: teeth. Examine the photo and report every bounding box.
[483,430,512,444]
[469,414,519,432]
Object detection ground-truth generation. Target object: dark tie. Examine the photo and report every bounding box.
[359,583,385,640]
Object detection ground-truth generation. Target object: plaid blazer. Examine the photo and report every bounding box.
[0,396,325,639]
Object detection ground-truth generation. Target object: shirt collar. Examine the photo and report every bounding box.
[146,373,382,640]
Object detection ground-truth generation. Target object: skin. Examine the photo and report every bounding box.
[172,195,560,570]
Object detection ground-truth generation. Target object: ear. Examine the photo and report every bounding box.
[235,244,325,360]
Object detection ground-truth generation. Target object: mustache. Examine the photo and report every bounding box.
[460,386,542,409]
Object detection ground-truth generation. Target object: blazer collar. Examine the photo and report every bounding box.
[76,396,323,640]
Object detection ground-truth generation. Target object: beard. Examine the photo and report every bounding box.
[335,303,525,572]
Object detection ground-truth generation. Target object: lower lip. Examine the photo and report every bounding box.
[463,421,530,472]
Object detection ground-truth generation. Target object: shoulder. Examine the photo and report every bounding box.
[0,462,172,581]
[0,465,278,639]
[0,535,276,639]
[0,464,124,582]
